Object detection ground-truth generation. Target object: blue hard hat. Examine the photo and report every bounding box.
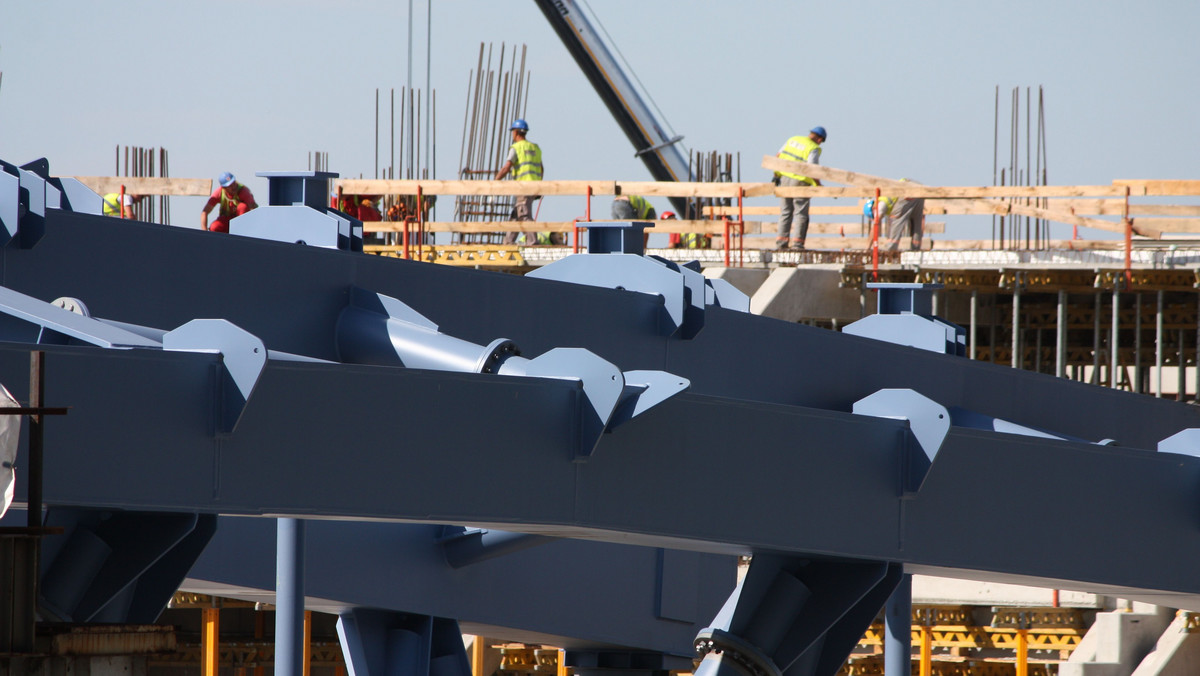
[810,126,827,140]
[510,119,529,131]
[863,199,875,218]
[219,172,236,187]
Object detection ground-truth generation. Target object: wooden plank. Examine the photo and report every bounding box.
[72,176,213,196]
[774,185,1130,199]
[762,155,907,188]
[337,179,772,199]
[614,181,775,198]
[704,205,863,216]
[1113,180,1200,196]
[1129,219,1200,233]
[1005,203,1161,239]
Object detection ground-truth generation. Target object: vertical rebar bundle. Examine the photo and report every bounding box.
[688,150,739,220]
[371,84,438,233]
[114,145,170,225]
[992,86,1048,250]
[308,151,330,172]
[454,43,531,243]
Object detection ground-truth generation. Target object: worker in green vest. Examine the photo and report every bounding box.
[496,119,552,244]
[772,126,826,250]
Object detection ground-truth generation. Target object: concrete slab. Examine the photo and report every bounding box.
[750,265,872,323]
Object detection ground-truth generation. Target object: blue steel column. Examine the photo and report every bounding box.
[883,574,912,676]
[276,518,306,676]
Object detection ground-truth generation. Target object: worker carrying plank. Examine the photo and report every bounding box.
[772,126,826,250]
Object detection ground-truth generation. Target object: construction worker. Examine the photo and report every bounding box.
[773,126,826,250]
[611,194,656,220]
[866,178,925,251]
[494,119,550,244]
[101,192,144,218]
[201,172,258,233]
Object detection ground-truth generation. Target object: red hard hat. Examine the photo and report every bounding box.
[661,211,677,219]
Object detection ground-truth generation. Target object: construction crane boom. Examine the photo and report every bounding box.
[533,0,691,214]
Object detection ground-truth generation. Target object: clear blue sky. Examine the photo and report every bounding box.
[1,0,1197,237]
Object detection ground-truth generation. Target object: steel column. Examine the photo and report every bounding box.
[883,574,912,676]
[969,290,978,360]
[1056,289,1066,378]
[1178,329,1186,402]
[203,606,220,676]
[1011,282,1021,369]
[276,518,306,676]
[1111,287,1120,389]
[1092,292,1102,384]
[1157,290,1165,397]
[1135,293,1143,393]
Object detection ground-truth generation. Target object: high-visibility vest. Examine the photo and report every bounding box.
[218,184,249,218]
[775,136,821,184]
[680,232,708,249]
[628,195,655,220]
[102,193,127,217]
[876,196,896,218]
[511,140,543,181]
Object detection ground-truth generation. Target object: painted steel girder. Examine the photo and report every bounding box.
[1,210,1196,453]
[184,518,735,653]
[5,343,1200,608]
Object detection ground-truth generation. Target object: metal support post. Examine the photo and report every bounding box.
[883,574,912,676]
[1135,293,1143,393]
[203,606,220,676]
[918,609,931,676]
[1015,612,1029,676]
[1093,292,1102,385]
[557,648,568,676]
[1011,281,1021,370]
[1178,329,1186,402]
[304,610,313,676]
[28,351,43,529]
[1157,290,1165,397]
[1111,287,1121,389]
[276,518,306,676]
[969,290,978,360]
[1195,292,1200,400]
[1056,289,1067,378]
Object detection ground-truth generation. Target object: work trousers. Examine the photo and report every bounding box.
[884,198,925,251]
[504,196,538,244]
[776,176,811,245]
[209,202,252,233]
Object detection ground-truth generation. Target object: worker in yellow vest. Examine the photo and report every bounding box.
[882,178,925,251]
[772,126,826,250]
[611,194,656,220]
[102,192,144,218]
[495,119,552,244]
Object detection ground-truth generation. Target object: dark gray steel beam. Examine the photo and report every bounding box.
[4,342,1200,607]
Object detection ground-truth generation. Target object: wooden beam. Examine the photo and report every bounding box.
[773,184,1132,199]
[762,155,907,188]
[1113,180,1200,196]
[1129,218,1200,233]
[337,179,773,199]
[704,205,863,216]
[72,176,213,196]
[1005,203,1161,239]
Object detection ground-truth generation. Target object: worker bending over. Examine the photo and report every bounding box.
[495,119,552,244]
[201,172,258,233]
[611,193,655,221]
[865,178,925,251]
[773,126,826,251]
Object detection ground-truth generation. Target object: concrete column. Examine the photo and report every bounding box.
[276,517,306,676]
[884,574,913,676]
